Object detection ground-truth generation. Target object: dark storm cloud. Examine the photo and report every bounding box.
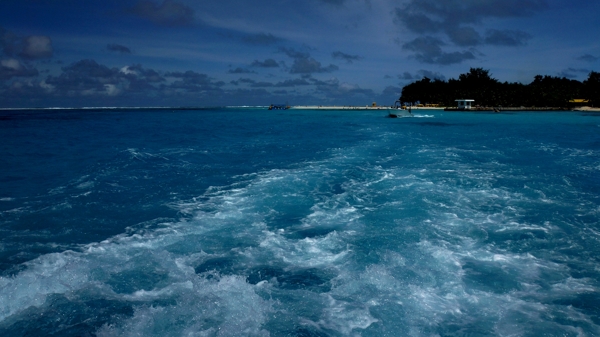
[251,59,279,68]
[107,44,132,54]
[402,36,475,65]
[242,33,283,46]
[1,27,53,60]
[280,47,339,74]
[577,54,599,62]
[484,29,531,46]
[332,51,362,63]
[129,0,195,27]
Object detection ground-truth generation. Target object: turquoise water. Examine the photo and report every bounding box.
[1,108,599,336]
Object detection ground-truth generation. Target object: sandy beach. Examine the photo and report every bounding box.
[573,106,600,111]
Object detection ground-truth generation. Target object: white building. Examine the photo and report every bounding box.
[455,99,474,110]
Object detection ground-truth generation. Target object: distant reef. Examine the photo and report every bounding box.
[399,68,600,109]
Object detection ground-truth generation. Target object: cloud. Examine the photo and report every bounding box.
[398,72,413,80]
[280,47,339,74]
[166,70,225,92]
[121,64,165,83]
[381,85,402,96]
[446,26,481,47]
[20,36,53,59]
[242,33,282,46]
[129,0,195,27]
[1,28,53,60]
[417,69,446,80]
[577,54,599,62]
[312,77,375,100]
[396,0,548,32]
[290,58,338,74]
[251,59,279,68]
[0,58,39,80]
[231,77,256,85]
[557,68,589,79]
[46,59,119,94]
[402,36,475,65]
[315,0,346,6]
[107,44,132,54]
[275,78,311,87]
[397,70,445,81]
[332,51,362,63]
[227,67,255,74]
[394,0,546,63]
[280,47,310,59]
[230,77,310,88]
[484,29,531,46]
[43,59,166,96]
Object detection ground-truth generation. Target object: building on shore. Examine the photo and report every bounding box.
[455,99,475,110]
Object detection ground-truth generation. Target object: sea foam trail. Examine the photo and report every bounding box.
[0,147,376,335]
[1,116,600,336]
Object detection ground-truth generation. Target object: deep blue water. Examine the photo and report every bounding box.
[1,107,599,336]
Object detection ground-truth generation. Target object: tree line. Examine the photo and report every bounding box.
[399,68,600,107]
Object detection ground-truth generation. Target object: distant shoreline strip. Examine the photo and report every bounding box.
[1,106,598,112]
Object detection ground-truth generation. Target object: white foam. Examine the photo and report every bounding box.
[3,125,600,335]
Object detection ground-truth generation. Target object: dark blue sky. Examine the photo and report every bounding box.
[1,0,599,108]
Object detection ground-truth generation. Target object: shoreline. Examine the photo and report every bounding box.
[572,106,600,111]
[1,106,598,112]
[444,106,600,112]
[288,105,394,110]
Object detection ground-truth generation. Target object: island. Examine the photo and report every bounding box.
[398,68,600,110]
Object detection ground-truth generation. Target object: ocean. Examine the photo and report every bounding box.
[0,107,599,336]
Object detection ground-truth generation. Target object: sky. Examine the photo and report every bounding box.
[1,0,599,108]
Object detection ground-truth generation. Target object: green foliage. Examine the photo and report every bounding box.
[399,68,593,107]
[584,71,600,106]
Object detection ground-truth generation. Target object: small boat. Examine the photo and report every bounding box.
[388,106,413,118]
